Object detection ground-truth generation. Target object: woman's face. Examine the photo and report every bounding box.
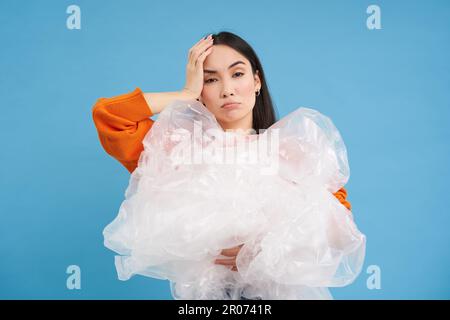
[200,44,261,132]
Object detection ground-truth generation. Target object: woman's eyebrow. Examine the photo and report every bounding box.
[204,61,246,74]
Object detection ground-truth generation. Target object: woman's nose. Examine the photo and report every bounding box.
[220,81,235,97]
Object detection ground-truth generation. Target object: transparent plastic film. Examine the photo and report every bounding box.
[103,99,366,299]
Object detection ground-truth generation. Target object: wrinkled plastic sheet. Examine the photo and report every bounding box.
[103,99,366,300]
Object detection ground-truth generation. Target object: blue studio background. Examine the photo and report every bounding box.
[0,0,449,299]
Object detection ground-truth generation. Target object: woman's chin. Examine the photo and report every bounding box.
[219,110,247,121]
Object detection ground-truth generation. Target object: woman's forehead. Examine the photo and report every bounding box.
[204,45,249,71]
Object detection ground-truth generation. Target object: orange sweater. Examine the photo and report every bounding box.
[92,87,352,211]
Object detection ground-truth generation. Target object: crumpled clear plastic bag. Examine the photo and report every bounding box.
[103,99,366,300]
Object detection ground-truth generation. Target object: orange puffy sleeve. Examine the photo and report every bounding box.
[92,87,154,173]
[333,186,352,211]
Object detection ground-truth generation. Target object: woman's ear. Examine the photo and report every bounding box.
[254,70,261,90]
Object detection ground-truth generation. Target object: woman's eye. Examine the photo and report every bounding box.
[204,72,244,84]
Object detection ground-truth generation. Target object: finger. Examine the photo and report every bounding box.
[190,39,213,64]
[222,244,243,251]
[220,244,244,257]
[196,46,213,66]
[195,34,212,46]
[190,35,209,53]
[220,248,239,257]
[192,46,213,69]
[194,35,208,46]
[214,258,236,266]
[191,44,213,67]
[220,244,243,256]
[189,35,212,59]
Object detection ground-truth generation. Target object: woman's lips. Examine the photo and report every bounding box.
[222,103,241,109]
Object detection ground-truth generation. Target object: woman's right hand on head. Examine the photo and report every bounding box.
[182,34,214,100]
